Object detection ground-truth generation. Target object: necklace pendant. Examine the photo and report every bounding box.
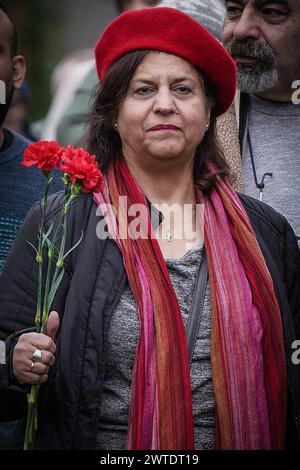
[166,230,174,242]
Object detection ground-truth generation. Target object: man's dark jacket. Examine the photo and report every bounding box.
[0,191,299,449]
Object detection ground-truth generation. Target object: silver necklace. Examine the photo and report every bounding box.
[164,204,197,242]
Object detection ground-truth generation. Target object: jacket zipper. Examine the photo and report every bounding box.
[92,269,127,449]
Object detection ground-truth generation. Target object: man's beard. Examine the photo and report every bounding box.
[0,84,14,127]
[225,38,278,94]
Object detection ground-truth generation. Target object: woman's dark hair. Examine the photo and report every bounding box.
[84,50,231,195]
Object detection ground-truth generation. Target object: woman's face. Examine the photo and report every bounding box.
[116,52,211,168]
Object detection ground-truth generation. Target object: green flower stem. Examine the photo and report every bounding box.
[35,173,51,331]
[55,194,75,268]
[40,248,53,333]
[35,256,43,332]
[24,384,40,450]
[46,193,75,297]
[24,181,81,451]
[24,173,51,450]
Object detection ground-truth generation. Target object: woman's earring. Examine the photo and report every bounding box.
[205,123,209,129]
[114,121,118,129]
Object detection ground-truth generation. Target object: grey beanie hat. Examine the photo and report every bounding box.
[158,0,225,39]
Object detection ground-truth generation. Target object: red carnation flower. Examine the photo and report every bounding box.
[60,145,103,193]
[22,141,63,172]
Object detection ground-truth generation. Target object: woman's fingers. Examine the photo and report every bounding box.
[12,331,57,384]
[27,332,56,354]
[32,348,55,367]
[45,311,60,339]
[28,360,49,375]
[18,371,49,385]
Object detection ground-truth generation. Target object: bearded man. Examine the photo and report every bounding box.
[222,0,300,244]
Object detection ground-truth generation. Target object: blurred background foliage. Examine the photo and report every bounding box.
[9,0,62,122]
[7,0,116,123]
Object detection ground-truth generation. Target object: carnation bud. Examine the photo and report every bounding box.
[56,258,64,268]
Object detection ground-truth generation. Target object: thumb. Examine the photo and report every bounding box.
[46,311,60,340]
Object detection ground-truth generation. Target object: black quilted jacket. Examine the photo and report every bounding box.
[0,191,299,449]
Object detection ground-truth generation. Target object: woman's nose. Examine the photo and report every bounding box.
[153,90,177,114]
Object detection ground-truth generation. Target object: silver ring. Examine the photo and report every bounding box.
[30,361,35,371]
[32,348,42,363]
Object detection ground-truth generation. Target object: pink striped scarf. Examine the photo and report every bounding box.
[93,159,287,450]
[202,175,286,449]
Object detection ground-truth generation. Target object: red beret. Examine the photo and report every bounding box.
[95,7,236,117]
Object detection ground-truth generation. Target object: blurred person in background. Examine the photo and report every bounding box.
[3,82,36,141]
[159,0,225,39]
[0,2,62,449]
[0,1,28,450]
[222,0,300,244]
[36,49,95,142]
[0,2,62,273]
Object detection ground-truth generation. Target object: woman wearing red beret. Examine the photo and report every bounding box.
[0,7,299,450]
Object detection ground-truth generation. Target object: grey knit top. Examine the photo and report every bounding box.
[97,244,215,450]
